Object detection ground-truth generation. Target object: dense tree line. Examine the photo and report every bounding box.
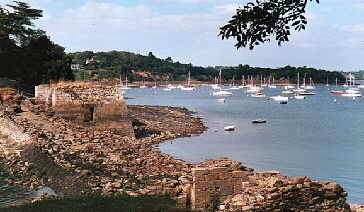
[69,51,344,84]
[0,1,73,90]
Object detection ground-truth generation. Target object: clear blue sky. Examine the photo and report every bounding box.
[1,0,364,71]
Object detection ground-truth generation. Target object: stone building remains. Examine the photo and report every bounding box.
[35,81,133,137]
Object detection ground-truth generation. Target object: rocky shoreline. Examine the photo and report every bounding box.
[0,98,362,211]
[0,100,207,200]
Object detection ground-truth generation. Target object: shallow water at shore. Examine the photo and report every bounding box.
[0,182,32,206]
[127,85,364,203]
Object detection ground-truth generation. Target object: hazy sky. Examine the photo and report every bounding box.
[1,0,364,71]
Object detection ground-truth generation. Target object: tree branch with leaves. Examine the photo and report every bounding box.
[219,0,319,50]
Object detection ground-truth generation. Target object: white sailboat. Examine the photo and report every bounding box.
[293,73,305,93]
[212,70,233,96]
[294,95,305,100]
[271,95,289,103]
[180,71,195,91]
[303,77,315,90]
[163,87,172,91]
[342,73,362,97]
[268,77,277,88]
[229,77,240,90]
[121,75,131,90]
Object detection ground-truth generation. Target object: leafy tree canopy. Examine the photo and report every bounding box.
[0,1,73,89]
[219,0,319,49]
[0,1,43,44]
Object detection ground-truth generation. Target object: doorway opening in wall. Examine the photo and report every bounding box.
[83,104,95,122]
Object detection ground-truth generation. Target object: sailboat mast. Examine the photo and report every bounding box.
[219,70,222,86]
[126,75,128,88]
[188,71,191,86]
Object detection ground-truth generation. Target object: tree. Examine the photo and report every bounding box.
[219,0,319,50]
[165,57,173,63]
[0,1,43,44]
[0,1,73,88]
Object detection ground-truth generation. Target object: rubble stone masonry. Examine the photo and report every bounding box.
[191,167,252,210]
[34,81,133,137]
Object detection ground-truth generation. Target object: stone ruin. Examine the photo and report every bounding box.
[0,87,21,106]
[177,158,350,211]
[34,81,134,137]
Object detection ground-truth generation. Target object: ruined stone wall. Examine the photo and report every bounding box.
[187,165,350,211]
[35,84,52,105]
[191,167,252,210]
[34,82,133,137]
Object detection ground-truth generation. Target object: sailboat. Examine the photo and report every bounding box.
[229,76,240,90]
[271,95,289,103]
[293,73,305,93]
[121,75,131,90]
[303,77,315,90]
[343,75,349,88]
[251,92,266,98]
[246,76,263,93]
[342,73,362,97]
[212,70,233,96]
[294,95,305,100]
[330,78,344,94]
[180,71,195,91]
[261,76,268,87]
[239,75,247,88]
[268,77,277,88]
[284,77,295,89]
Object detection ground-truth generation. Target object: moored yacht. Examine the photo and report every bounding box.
[271,95,289,103]
[212,90,233,96]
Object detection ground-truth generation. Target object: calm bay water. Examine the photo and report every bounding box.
[127,86,364,203]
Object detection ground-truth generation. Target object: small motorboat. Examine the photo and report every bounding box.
[342,93,362,97]
[252,119,267,124]
[251,93,266,98]
[330,90,344,94]
[229,86,240,90]
[294,95,305,100]
[212,90,233,96]
[180,86,195,91]
[284,85,295,89]
[300,92,316,96]
[271,96,289,103]
[282,90,294,94]
[217,98,225,103]
[224,126,235,131]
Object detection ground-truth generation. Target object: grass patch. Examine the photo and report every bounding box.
[0,195,195,212]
